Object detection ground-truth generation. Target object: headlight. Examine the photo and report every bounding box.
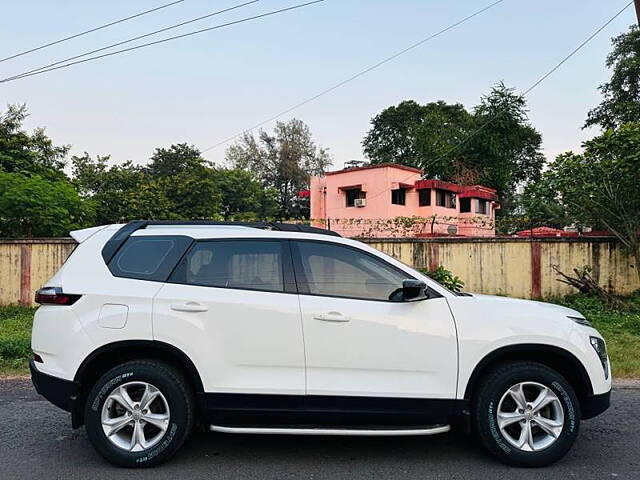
[590,336,609,379]
[568,315,592,327]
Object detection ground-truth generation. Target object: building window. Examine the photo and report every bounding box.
[418,189,431,206]
[476,199,489,214]
[436,189,456,208]
[460,198,471,213]
[345,188,364,207]
[391,188,406,205]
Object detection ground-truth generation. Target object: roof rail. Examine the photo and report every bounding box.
[101,220,340,263]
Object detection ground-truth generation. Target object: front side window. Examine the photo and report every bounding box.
[460,198,471,213]
[293,241,410,301]
[170,240,284,292]
[391,188,406,205]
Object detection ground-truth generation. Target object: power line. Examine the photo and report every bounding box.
[4,0,262,83]
[0,1,325,84]
[200,0,508,153]
[364,0,634,204]
[0,0,185,64]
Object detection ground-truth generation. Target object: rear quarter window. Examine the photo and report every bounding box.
[107,235,193,282]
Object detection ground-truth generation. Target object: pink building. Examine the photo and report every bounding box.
[310,163,499,238]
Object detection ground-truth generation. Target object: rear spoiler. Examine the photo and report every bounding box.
[69,225,111,244]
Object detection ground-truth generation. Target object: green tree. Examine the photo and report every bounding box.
[147,144,222,220]
[73,146,225,222]
[226,119,332,219]
[147,143,208,178]
[585,26,640,130]
[0,104,69,180]
[363,100,473,175]
[468,84,545,212]
[0,104,91,237]
[0,172,91,237]
[72,153,147,224]
[533,124,640,280]
[212,168,278,220]
[361,84,545,214]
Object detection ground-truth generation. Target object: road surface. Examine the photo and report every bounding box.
[1,378,638,479]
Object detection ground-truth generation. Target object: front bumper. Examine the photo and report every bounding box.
[582,389,611,419]
[30,360,83,427]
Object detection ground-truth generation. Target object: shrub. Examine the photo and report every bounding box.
[420,266,464,292]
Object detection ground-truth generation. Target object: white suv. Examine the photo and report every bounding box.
[30,221,611,468]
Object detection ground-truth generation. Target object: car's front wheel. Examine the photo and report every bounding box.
[84,360,195,467]
[473,361,580,467]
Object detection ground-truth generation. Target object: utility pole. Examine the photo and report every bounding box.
[636,0,640,26]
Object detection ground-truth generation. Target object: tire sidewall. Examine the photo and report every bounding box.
[84,362,191,467]
[477,364,580,467]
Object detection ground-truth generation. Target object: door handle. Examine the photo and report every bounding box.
[170,301,208,313]
[313,312,350,323]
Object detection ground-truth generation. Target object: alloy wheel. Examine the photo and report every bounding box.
[496,381,564,452]
[101,381,170,452]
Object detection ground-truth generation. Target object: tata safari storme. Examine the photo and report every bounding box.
[30,221,611,468]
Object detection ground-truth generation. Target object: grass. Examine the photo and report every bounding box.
[0,305,35,375]
[1,293,639,378]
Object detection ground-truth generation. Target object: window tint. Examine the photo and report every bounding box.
[391,188,406,205]
[294,241,410,301]
[170,240,284,292]
[460,197,471,213]
[108,235,193,282]
[418,188,431,206]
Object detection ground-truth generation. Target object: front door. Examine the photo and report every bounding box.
[153,239,305,396]
[291,240,458,400]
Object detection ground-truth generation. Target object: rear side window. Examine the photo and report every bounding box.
[169,240,285,292]
[108,235,193,282]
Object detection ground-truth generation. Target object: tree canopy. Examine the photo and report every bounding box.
[524,124,640,279]
[585,26,640,130]
[226,118,332,219]
[362,83,545,214]
[0,104,69,181]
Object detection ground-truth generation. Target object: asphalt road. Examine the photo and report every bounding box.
[1,378,638,479]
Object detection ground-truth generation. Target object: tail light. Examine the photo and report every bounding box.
[35,287,81,306]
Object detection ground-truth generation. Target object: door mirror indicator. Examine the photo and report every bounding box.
[402,279,427,301]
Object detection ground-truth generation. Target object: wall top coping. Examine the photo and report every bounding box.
[0,236,621,245]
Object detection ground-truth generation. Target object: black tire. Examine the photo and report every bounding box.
[84,360,195,468]
[473,361,580,468]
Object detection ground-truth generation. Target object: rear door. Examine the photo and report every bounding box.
[292,239,458,400]
[153,239,306,396]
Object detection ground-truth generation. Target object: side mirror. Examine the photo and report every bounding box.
[402,279,427,301]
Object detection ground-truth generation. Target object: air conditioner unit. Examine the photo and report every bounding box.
[354,198,366,207]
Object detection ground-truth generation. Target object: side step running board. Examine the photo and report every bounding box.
[210,424,451,436]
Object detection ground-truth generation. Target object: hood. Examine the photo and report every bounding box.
[469,294,585,319]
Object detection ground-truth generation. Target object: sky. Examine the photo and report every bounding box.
[0,0,636,171]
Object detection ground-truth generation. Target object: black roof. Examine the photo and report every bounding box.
[101,220,340,263]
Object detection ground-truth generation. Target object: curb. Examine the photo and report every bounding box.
[613,379,640,389]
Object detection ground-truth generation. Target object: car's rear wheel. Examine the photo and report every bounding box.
[473,361,580,467]
[84,360,194,467]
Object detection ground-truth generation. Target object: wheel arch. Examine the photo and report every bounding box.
[463,343,594,409]
[75,340,205,392]
[72,340,205,427]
